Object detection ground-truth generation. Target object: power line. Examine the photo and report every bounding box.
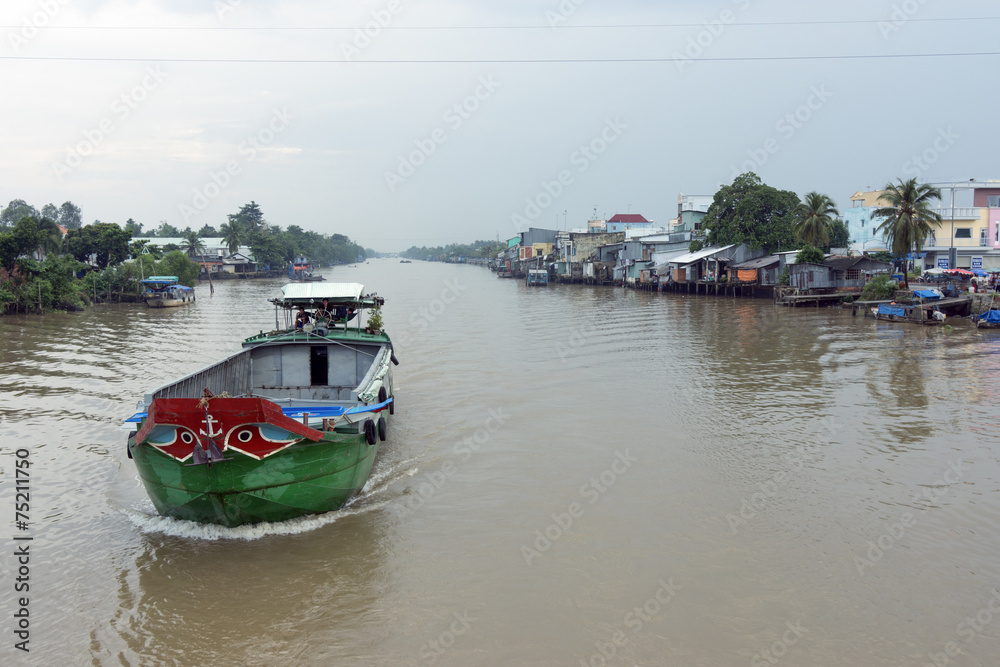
[1,17,999,30]
[2,52,999,64]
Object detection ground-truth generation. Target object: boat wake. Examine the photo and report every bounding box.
[118,459,421,541]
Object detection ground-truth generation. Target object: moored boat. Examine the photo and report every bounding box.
[142,276,196,308]
[526,269,549,286]
[289,255,324,282]
[973,310,1000,329]
[124,282,397,527]
[871,302,943,325]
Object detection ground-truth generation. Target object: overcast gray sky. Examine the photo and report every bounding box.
[1,0,997,251]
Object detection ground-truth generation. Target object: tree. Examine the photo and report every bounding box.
[874,178,942,289]
[63,222,132,269]
[57,201,82,229]
[41,203,59,220]
[155,221,180,237]
[235,201,264,234]
[124,218,143,236]
[180,230,206,258]
[0,217,42,271]
[795,245,826,264]
[180,230,213,292]
[34,218,64,259]
[1,200,39,230]
[219,220,244,255]
[828,219,850,250]
[197,224,218,237]
[702,173,800,253]
[248,227,290,271]
[152,250,200,287]
[793,192,839,248]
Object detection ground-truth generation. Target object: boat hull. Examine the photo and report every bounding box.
[128,429,379,526]
[145,296,195,308]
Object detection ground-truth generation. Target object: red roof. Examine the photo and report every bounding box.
[608,214,650,224]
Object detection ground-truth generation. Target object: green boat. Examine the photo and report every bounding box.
[124,282,397,527]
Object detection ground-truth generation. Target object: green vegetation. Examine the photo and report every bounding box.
[793,192,839,248]
[688,239,704,253]
[795,245,825,265]
[702,172,800,253]
[828,218,850,250]
[859,274,898,301]
[366,304,383,332]
[874,178,942,289]
[402,240,503,262]
[0,198,365,315]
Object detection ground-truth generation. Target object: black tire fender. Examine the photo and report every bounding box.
[364,419,377,446]
[377,417,387,441]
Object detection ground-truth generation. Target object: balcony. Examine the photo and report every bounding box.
[930,207,984,220]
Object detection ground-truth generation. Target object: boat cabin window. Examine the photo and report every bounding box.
[310,346,328,386]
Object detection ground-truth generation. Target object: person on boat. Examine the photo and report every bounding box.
[295,306,311,329]
[333,305,357,322]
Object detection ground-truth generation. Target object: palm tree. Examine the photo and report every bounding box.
[874,178,942,289]
[219,220,244,255]
[180,231,213,294]
[34,218,64,260]
[793,192,839,249]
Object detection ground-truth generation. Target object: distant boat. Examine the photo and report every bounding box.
[399,260,412,264]
[141,276,195,308]
[288,256,324,282]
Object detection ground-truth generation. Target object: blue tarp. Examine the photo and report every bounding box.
[878,304,907,317]
[912,290,941,300]
[976,310,1000,324]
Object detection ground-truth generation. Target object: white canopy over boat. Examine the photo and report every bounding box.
[281,282,365,302]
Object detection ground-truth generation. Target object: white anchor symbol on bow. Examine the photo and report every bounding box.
[200,414,223,438]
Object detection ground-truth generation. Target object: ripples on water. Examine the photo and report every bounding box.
[2,263,1000,665]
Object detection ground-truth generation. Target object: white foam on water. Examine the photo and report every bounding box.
[120,499,393,541]
[118,460,421,541]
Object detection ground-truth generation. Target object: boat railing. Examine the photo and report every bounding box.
[146,348,253,406]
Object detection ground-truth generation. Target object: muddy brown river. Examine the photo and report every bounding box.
[2,259,1000,666]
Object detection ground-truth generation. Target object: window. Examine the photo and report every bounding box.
[846,269,860,280]
[981,228,989,247]
[955,228,972,239]
[988,195,1000,207]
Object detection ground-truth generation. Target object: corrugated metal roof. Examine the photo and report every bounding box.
[281,282,364,301]
[669,244,736,265]
[652,250,689,271]
[731,255,781,270]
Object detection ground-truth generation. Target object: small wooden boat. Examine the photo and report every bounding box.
[973,310,1000,329]
[142,276,196,308]
[288,255,324,282]
[871,302,943,325]
[124,282,397,527]
[526,269,549,286]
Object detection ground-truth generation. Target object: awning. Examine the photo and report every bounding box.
[668,244,737,266]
